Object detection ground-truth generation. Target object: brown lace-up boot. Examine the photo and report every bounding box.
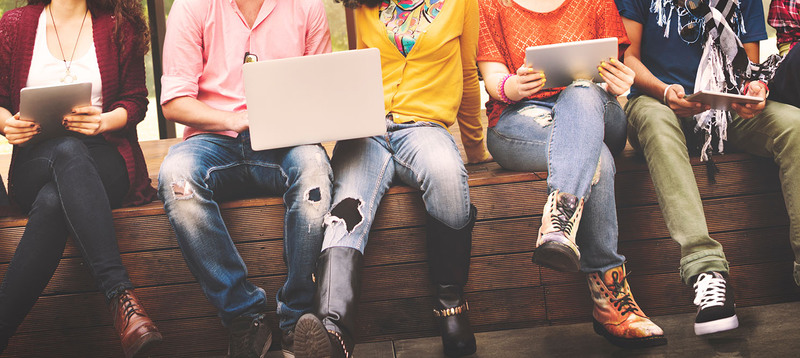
[587,265,666,348]
[110,289,163,358]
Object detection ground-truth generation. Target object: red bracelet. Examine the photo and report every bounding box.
[497,73,516,104]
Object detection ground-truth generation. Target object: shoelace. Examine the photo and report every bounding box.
[116,292,144,330]
[605,270,641,315]
[693,272,727,309]
[551,201,577,235]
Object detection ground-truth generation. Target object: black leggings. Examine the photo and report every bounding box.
[0,135,131,349]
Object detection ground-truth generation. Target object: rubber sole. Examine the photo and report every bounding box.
[592,319,668,348]
[694,314,739,335]
[294,314,333,358]
[532,241,581,272]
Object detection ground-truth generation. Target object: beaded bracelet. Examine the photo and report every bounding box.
[497,73,517,104]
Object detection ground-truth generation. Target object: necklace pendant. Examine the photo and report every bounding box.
[61,69,77,83]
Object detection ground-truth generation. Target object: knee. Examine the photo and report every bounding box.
[157,151,207,202]
[285,148,332,206]
[48,137,90,162]
[325,197,364,233]
[769,115,800,156]
[561,81,607,105]
[29,184,62,217]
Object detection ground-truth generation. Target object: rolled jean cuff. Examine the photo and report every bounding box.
[679,249,729,284]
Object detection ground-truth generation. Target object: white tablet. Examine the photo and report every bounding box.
[19,82,92,147]
[684,90,763,110]
[524,37,618,89]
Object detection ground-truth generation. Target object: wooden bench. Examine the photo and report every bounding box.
[0,123,798,357]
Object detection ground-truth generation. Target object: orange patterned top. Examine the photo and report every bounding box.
[478,0,630,127]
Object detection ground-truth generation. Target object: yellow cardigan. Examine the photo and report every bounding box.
[354,0,487,162]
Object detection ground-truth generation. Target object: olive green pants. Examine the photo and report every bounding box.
[626,95,800,284]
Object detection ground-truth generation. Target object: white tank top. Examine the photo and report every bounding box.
[27,10,103,107]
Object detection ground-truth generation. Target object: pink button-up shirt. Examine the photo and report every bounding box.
[161,0,332,139]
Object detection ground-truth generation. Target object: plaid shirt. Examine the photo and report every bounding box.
[769,0,800,48]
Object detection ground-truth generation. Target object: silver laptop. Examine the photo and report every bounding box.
[243,48,386,151]
[525,37,618,89]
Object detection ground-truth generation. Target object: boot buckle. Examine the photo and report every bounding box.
[433,301,470,318]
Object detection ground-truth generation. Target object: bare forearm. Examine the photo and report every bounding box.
[101,107,127,133]
[162,97,246,132]
[624,53,669,101]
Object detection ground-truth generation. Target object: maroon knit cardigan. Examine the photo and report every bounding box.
[0,5,156,206]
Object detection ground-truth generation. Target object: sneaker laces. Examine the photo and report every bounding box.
[606,270,641,315]
[693,272,727,309]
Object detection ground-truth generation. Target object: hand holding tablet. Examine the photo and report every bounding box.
[524,38,618,89]
[685,90,763,111]
[17,82,92,147]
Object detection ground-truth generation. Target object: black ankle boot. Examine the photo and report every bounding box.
[427,205,478,357]
[295,247,362,358]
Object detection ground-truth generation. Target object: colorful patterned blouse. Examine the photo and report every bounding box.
[380,0,445,56]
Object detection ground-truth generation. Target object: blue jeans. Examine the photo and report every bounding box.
[487,83,626,273]
[322,119,472,253]
[158,131,332,331]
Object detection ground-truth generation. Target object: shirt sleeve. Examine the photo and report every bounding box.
[458,0,487,163]
[477,0,505,64]
[599,0,631,57]
[739,0,768,44]
[110,20,149,131]
[304,0,333,55]
[615,0,646,24]
[0,11,15,113]
[160,0,206,105]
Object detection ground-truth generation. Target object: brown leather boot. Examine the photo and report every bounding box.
[110,289,163,358]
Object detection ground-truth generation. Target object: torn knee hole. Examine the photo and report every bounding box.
[172,180,194,198]
[517,106,553,127]
[306,187,321,202]
[572,79,593,87]
[329,198,362,232]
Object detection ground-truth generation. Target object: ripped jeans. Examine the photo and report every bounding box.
[487,82,627,273]
[157,131,332,331]
[321,119,471,253]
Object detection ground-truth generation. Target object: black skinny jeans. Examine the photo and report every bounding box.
[0,135,131,347]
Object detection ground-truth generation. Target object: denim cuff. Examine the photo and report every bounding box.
[679,249,729,284]
[104,282,135,303]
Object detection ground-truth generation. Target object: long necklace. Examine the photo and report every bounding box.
[48,5,89,83]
